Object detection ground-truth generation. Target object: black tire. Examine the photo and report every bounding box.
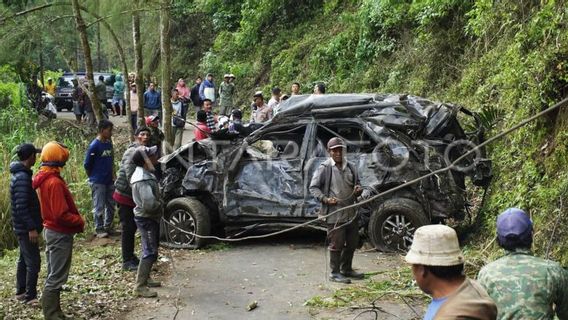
[164,197,211,249]
[368,198,429,252]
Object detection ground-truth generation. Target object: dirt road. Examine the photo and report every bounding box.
[58,110,196,145]
[123,232,423,320]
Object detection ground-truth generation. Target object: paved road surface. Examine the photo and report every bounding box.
[123,233,423,320]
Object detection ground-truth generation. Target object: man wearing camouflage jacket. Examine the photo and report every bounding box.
[477,208,568,320]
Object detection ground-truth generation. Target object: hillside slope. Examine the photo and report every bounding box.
[198,0,568,264]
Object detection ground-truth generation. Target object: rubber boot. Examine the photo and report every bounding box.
[41,290,60,320]
[135,259,158,298]
[329,251,351,284]
[340,250,365,279]
[147,275,162,288]
[54,291,74,320]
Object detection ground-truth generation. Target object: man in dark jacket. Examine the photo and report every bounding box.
[113,126,150,271]
[309,137,363,284]
[190,76,203,116]
[10,143,42,305]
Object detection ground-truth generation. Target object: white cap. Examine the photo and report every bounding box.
[405,224,464,266]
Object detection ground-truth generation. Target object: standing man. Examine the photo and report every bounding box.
[252,92,273,124]
[199,73,216,106]
[10,143,42,306]
[143,82,162,120]
[95,75,108,116]
[478,208,568,319]
[219,74,235,116]
[145,115,164,150]
[27,74,42,111]
[190,76,203,116]
[171,88,185,149]
[202,99,217,132]
[131,146,163,298]
[309,137,364,284]
[113,74,126,117]
[194,110,211,141]
[45,78,56,96]
[291,82,301,95]
[267,87,282,109]
[313,82,326,95]
[84,120,115,238]
[113,126,151,271]
[33,142,85,320]
[406,225,497,320]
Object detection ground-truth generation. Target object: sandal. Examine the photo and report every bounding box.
[25,298,40,307]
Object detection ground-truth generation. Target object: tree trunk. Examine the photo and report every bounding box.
[160,0,173,151]
[71,0,102,121]
[132,1,145,127]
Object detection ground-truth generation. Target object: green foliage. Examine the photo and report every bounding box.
[193,0,568,265]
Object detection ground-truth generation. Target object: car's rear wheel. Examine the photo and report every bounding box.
[164,197,211,248]
[368,198,429,252]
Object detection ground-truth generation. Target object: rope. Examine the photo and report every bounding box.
[161,97,568,243]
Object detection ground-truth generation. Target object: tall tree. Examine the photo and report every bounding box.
[71,0,102,121]
[132,0,145,127]
[160,0,173,150]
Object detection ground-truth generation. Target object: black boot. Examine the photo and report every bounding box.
[41,290,59,320]
[340,250,365,279]
[329,251,351,284]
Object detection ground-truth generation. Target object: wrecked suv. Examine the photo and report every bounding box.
[159,94,492,251]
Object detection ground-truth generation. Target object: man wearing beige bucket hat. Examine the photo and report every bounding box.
[406,225,497,320]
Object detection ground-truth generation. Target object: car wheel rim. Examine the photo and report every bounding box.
[167,209,196,245]
[381,214,416,251]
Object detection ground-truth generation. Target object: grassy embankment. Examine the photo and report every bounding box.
[197,0,568,309]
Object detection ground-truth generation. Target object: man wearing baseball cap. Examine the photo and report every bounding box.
[130,146,163,298]
[10,143,42,306]
[477,208,568,319]
[406,224,497,319]
[310,137,364,283]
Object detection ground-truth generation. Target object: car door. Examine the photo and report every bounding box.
[303,120,382,216]
[223,123,311,218]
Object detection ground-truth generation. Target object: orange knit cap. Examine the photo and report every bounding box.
[40,141,70,170]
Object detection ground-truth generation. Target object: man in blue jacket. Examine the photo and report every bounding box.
[10,143,42,305]
[199,73,216,106]
[143,82,162,122]
[84,120,115,238]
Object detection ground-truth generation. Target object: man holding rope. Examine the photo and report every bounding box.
[310,137,364,284]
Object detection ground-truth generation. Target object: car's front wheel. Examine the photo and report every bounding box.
[163,197,211,249]
[368,198,429,252]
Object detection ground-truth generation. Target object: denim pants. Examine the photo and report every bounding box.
[16,233,41,300]
[119,204,137,263]
[90,183,115,232]
[44,229,74,292]
[134,217,159,263]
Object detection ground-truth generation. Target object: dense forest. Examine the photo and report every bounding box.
[1,0,567,264]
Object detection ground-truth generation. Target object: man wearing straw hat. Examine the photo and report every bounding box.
[405,224,497,320]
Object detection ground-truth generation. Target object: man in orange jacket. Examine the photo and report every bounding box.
[33,141,85,320]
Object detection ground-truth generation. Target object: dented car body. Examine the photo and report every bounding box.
[159,94,492,251]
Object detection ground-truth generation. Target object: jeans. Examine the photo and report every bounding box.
[119,204,137,263]
[44,229,74,292]
[16,233,41,300]
[131,112,138,132]
[90,183,115,232]
[134,217,159,263]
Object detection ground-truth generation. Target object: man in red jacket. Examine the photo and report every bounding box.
[33,141,85,320]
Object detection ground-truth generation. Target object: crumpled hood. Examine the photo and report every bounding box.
[10,161,31,175]
[116,75,123,82]
[130,166,156,184]
[32,170,60,189]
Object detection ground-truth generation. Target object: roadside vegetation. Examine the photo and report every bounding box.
[0,0,567,318]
